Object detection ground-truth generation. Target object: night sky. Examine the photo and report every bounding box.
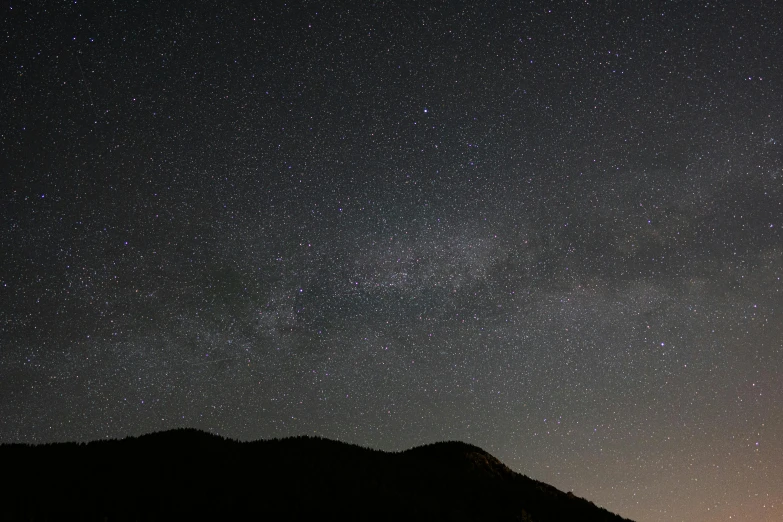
[2,1,782,520]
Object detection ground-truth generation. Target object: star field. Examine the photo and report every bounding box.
[2,2,782,521]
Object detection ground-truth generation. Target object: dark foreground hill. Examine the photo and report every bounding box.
[1,428,633,521]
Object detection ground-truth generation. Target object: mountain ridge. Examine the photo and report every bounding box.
[2,428,633,521]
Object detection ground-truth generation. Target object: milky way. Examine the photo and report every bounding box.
[2,2,782,521]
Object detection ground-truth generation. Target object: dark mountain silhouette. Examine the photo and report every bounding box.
[1,428,633,521]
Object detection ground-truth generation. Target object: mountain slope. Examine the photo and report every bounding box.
[1,429,633,521]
